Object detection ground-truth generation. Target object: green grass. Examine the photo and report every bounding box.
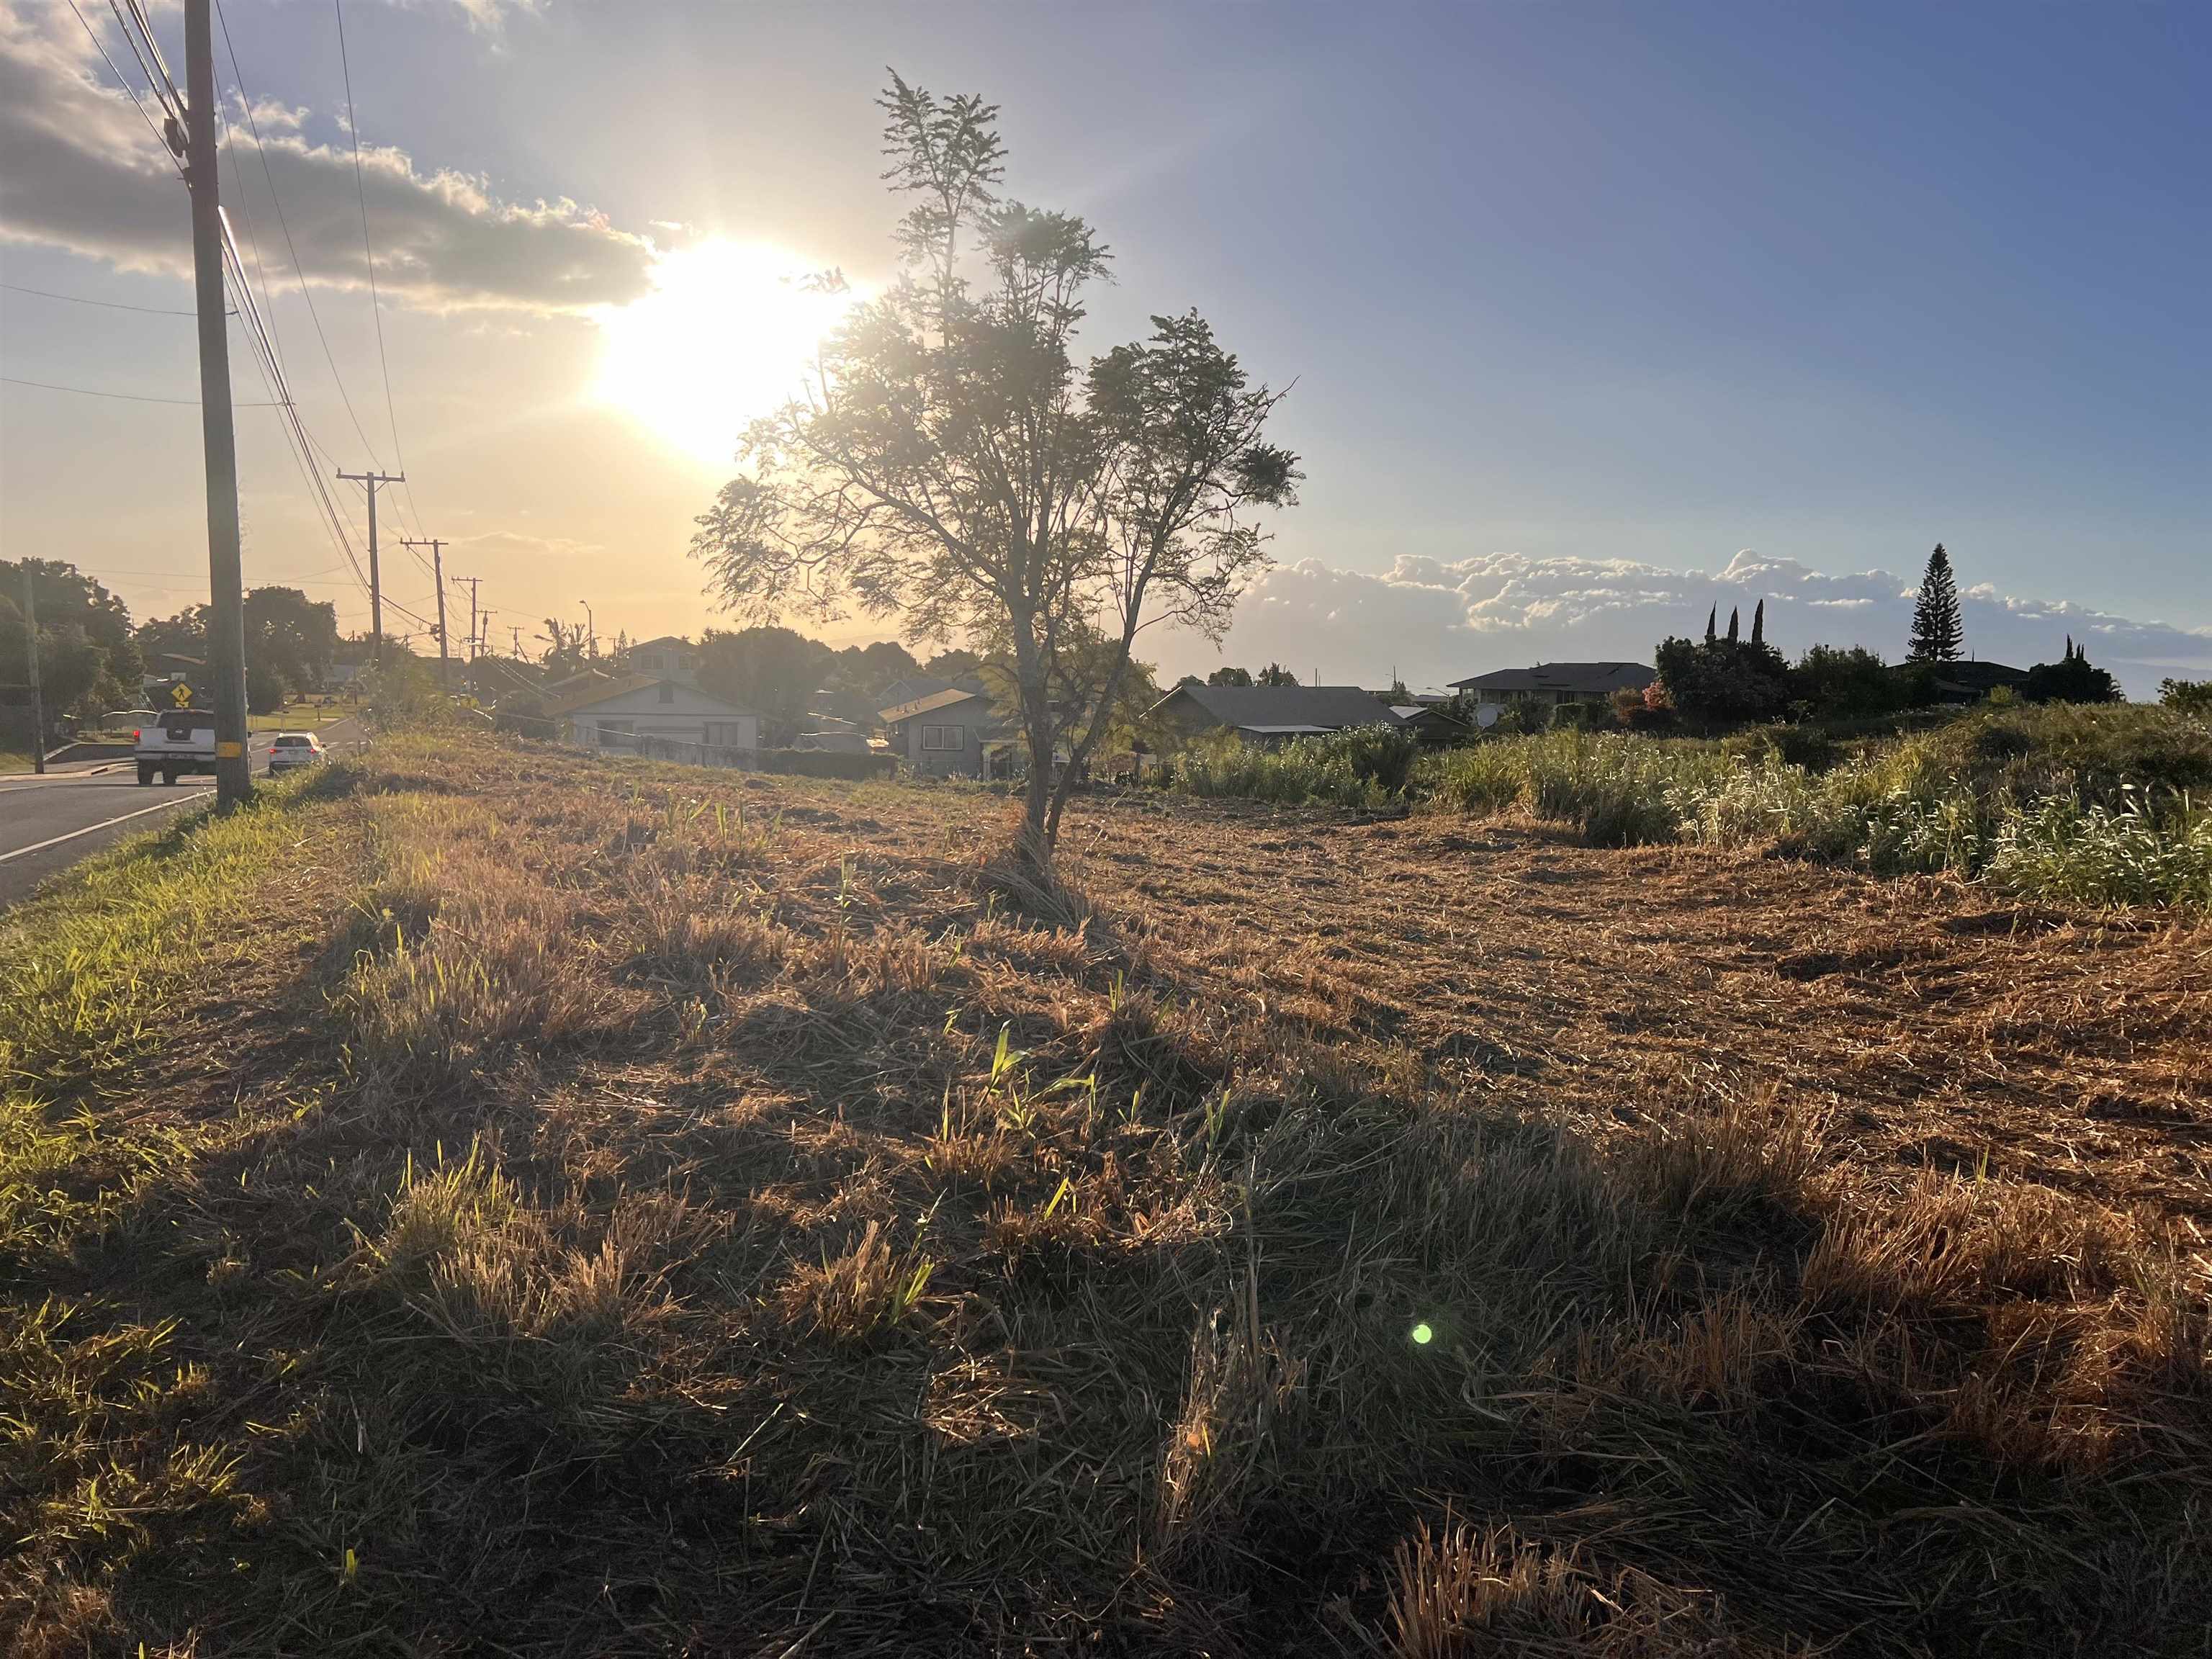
[0,750,32,774]
[248,701,351,732]
[0,770,346,1259]
[1168,704,2212,912]
[4,731,2208,1655]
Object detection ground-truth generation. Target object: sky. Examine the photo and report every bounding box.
[2,0,2206,693]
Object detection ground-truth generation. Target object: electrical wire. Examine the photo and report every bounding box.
[331,0,423,536]
[61,0,183,181]
[1,282,199,316]
[64,0,469,650]
[3,374,278,406]
[105,0,181,127]
[212,0,393,477]
[215,100,284,379]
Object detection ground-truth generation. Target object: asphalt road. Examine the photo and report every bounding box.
[0,719,362,909]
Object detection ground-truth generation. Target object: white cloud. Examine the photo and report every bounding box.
[0,1,654,312]
[1200,549,2212,698]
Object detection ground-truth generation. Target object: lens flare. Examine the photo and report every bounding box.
[1410,1322,1434,1346]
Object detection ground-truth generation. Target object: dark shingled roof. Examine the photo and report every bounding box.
[1153,683,1403,732]
[1447,661,1656,695]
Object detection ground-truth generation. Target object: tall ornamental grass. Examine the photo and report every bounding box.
[1165,725,1419,811]
[1173,704,2212,913]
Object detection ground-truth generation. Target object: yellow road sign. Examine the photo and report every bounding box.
[171,682,194,707]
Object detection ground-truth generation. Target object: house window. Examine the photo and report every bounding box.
[922,724,966,750]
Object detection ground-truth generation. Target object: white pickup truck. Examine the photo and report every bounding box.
[135,710,218,785]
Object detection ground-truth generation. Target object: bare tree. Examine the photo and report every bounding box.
[690,73,1297,858]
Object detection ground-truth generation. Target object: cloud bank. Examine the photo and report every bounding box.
[0,1,653,312]
[1209,549,2212,698]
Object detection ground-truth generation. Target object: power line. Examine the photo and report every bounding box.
[212,0,392,475]
[2,374,278,406]
[215,96,284,381]
[332,0,421,536]
[0,282,199,316]
[61,0,183,181]
[105,0,181,127]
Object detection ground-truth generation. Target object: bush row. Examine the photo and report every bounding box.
[1157,705,2212,912]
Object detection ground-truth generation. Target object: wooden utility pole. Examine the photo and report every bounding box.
[183,0,251,805]
[336,468,404,671]
[399,537,449,692]
[457,577,480,665]
[21,565,45,774]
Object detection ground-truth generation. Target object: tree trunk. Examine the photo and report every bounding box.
[1010,629,1053,863]
[1043,639,1135,848]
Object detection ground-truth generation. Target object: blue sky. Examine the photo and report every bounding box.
[2,0,2206,688]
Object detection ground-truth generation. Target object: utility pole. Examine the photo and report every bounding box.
[457,575,481,693]
[183,0,251,805]
[399,537,449,693]
[336,468,404,672]
[21,565,44,774]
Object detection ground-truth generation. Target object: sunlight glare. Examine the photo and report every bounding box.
[594,240,859,469]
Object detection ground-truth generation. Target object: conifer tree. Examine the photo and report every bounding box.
[1750,598,1764,647]
[1705,606,1717,645]
[1726,606,1740,644]
[1907,544,1964,662]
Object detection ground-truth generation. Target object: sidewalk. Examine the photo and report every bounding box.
[0,757,130,782]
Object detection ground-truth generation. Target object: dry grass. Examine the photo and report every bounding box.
[1,730,2206,1655]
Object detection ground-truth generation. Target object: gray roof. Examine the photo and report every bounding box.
[879,685,997,723]
[1447,661,1656,694]
[1156,683,1402,732]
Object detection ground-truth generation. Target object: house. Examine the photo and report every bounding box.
[1148,682,1406,745]
[1383,703,1474,745]
[627,635,698,679]
[879,685,1004,778]
[1897,659,2028,704]
[874,675,954,711]
[548,675,759,758]
[1447,662,1656,727]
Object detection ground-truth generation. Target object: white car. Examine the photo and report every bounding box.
[266,732,327,774]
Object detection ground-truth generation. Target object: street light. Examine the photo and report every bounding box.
[577,600,595,657]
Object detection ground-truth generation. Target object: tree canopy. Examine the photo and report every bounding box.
[2023,638,2121,705]
[1907,544,1964,662]
[1,557,142,717]
[690,73,1298,852]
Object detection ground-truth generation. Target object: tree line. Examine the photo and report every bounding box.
[1,557,341,722]
[1642,545,2123,727]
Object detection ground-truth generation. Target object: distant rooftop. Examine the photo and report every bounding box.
[1156,682,1401,730]
[1447,661,1656,694]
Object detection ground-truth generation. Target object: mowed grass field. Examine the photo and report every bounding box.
[4,731,2208,1655]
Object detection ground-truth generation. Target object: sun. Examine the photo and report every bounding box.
[594,239,860,469]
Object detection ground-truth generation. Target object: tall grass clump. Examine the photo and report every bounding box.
[1984,788,2212,910]
[1415,704,2212,912]
[1166,725,1418,809]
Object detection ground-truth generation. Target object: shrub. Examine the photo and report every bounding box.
[246,662,287,715]
[2159,678,2212,719]
[2022,641,2121,706]
[1789,644,1905,719]
[1722,723,1842,774]
[1655,635,1792,723]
